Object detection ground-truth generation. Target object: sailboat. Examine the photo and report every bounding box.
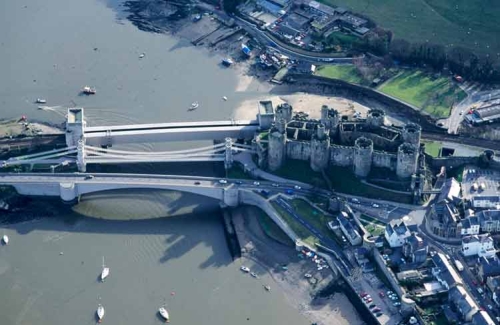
[97,304,105,323]
[2,234,8,245]
[158,305,170,323]
[101,257,109,282]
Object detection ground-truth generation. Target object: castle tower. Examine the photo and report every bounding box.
[402,123,422,148]
[268,126,286,171]
[276,118,286,134]
[276,103,293,122]
[353,137,373,178]
[396,143,418,179]
[310,124,330,172]
[320,105,340,136]
[366,109,386,129]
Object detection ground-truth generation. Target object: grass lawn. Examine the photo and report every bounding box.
[359,214,385,226]
[289,199,338,242]
[318,0,500,58]
[272,202,319,247]
[423,141,441,157]
[378,71,467,118]
[254,207,294,246]
[361,222,385,237]
[315,65,365,84]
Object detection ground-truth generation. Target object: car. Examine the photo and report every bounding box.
[285,189,294,195]
[459,110,464,115]
[400,258,406,264]
[272,183,279,187]
[373,307,381,312]
[372,204,379,208]
[342,236,347,243]
[294,185,301,190]
[488,304,493,310]
[253,181,260,186]
[386,290,393,296]
[472,280,478,286]
[369,304,376,308]
[351,198,359,203]
[219,179,228,184]
[194,181,201,185]
[375,312,383,317]
[379,292,385,298]
[359,292,368,298]
[235,180,243,185]
[363,295,371,300]
[366,298,373,303]
[393,302,401,307]
[84,175,94,180]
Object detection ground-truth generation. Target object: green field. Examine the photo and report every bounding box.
[255,207,294,246]
[272,202,319,247]
[378,71,467,118]
[423,141,441,157]
[319,0,500,57]
[289,199,338,243]
[315,65,364,84]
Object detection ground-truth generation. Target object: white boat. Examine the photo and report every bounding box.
[82,86,96,95]
[250,272,258,278]
[97,304,105,323]
[158,306,170,323]
[139,53,145,58]
[35,98,46,104]
[222,96,228,101]
[101,257,109,281]
[240,266,250,273]
[2,235,8,245]
[188,101,199,111]
[264,285,271,291]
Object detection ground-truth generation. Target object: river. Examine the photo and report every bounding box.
[0,0,310,324]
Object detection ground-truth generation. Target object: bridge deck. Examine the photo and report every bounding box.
[84,120,259,133]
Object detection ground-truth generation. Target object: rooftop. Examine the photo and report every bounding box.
[432,252,463,287]
[438,178,461,202]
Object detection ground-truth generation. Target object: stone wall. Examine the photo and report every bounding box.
[426,155,478,170]
[373,151,396,169]
[330,145,354,167]
[286,141,311,161]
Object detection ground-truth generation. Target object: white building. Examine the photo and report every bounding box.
[384,220,411,248]
[462,234,496,258]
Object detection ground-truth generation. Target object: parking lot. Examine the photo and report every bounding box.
[461,166,500,200]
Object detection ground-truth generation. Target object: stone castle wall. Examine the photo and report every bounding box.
[373,151,396,170]
[286,141,311,161]
[330,145,354,166]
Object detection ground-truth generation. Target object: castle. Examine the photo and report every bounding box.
[253,101,422,179]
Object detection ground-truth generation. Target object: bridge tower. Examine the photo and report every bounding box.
[224,137,233,169]
[66,108,86,147]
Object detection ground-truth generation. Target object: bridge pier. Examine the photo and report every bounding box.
[224,137,233,170]
[77,140,86,172]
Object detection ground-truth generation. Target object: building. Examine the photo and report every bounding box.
[427,178,462,238]
[337,211,362,245]
[472,196,500,209]
[462,234,496,258]
[477,256,500,282]
[402,233,428,264]
[432,252,463,290]
[385,220,411,248]
[493,287,500,306]
[478,209,500,233]
[486,275,500,296]
[472,310,496,325]
[466,103,500,125]
[449,285,479,322]
[461,215,480,235]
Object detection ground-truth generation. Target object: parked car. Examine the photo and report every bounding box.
[379,292,385,298]
[369,304,376,308]
[375,312,383,317]
[366,298,373,303]
[294,185,301,190]
[219,179,227,184]
[272,183,279,187]
[373,307,381,312]
[363,295,371,300]
[360,292,368,298]
[393,302,401,307]
[386,290,393,296]
[372,204,379,208]
[487,304,493,310]
[235,180,243,185]
[194,181,201,185]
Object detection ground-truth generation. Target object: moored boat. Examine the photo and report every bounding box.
[264,285,271,291]
[222,96,228,101]
[97,304,105,323]
[2,235,9,245]
[158,306,170,323]
[35,98,46,104]
[221,58,233,66]
[101,257,110,281]
[188,101,199,111]
[250,272,258,278]
[82,86,96,95]
[240,266,250,273]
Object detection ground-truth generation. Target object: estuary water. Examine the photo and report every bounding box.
[0,0,309,324]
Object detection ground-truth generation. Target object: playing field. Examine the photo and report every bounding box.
[315,65,365,84]
[319,0,500,57]
[378,71,467,118]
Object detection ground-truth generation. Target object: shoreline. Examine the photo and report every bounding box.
[231,205,366,325]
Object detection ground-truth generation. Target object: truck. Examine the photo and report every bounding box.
[454,260,464,272]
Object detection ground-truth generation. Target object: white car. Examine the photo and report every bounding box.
[294,185,301,190]
[219,179,228,184]
[253,181,260,186]
[372,204,379,208]
[272,183,279,187]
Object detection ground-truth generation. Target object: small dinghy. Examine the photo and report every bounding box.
[188,101,199,111]
[35,98,46,104]
[101,257,109,282]
[97,304,105,323]
[222,96,228,101]
[158,306,170,323]
[82,86,96,95]
[2,235,9,245]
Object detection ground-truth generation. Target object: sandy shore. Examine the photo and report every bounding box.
[232,206,366,325]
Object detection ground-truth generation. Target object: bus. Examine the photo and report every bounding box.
[454,260,464,272]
